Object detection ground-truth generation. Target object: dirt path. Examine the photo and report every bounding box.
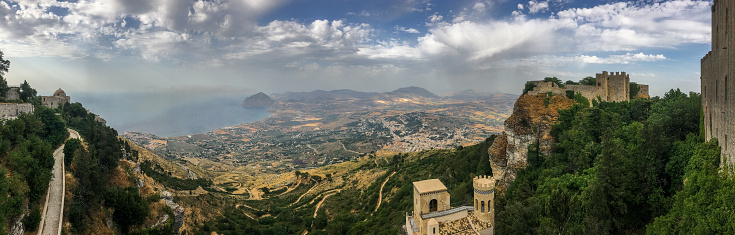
[313,190,340,218]
[277,178,301,197]
[374,172,396,212]
[39,129,81,235]
[338,141,361,155]
[289,182,319,207]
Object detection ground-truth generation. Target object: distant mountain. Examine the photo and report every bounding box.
[242,92,275,107]
[389,86,439,98]
[444,90,518,101]
[273,89,379,101]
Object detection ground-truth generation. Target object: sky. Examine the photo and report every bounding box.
[0,0,714,98]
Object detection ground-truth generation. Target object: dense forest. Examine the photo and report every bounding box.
[496,89,734,234]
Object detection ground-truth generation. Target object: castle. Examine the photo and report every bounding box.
[41,88,70,108]
[527,71,649,105]
[404,176,495,235]
[702,0,735,166]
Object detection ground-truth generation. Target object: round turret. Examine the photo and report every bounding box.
[473,175,495,223]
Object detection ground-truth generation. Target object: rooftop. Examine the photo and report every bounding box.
[413,179,447,194]
[421,206,474,220]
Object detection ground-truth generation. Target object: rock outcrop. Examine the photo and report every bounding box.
[489,93,575,193]
[242,92,275,108]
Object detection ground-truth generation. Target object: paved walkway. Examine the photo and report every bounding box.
[38,129,80,235]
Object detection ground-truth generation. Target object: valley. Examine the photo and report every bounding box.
[124,88,515,176]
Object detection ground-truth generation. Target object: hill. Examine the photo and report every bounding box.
[389,86,439,98]
[242,92,275,107]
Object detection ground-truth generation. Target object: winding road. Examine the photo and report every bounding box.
[38,129,80,235]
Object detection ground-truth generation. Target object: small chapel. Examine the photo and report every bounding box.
[404,176,495,235]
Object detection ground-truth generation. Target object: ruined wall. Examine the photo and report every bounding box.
[702,0,735,166]
[527,81,565,96]
[0,103,34,119]
[637,84,650,99]
[565,84,597,105]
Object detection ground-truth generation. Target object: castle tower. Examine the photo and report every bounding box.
[702,0,735,166]
[595,71,631,102]
[412,179,450,235]
[473,175,495,224]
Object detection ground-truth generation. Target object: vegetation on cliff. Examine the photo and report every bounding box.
[495,89,734,234]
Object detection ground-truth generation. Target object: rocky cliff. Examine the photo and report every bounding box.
[242,92,275,107]
[489,93,575,193]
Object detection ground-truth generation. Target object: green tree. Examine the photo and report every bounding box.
[64,138,82,167]
[580,76,596,85]
[544,76,565,88]
[630,82,641,99]
[19,80,36,103]
[0,50,9,98]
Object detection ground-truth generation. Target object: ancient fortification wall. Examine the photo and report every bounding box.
[702,0,735,166]
[0,103,34,119]
[528,71,646,105]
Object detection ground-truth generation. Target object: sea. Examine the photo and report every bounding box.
[75,92,271,137]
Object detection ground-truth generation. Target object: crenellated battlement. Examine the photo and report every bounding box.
[473,175,495,189]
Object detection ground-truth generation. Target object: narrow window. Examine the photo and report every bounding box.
[433,228,436,234]
[488,200,492,212]
[429,199,438,212]
[481,201,485,212]
[726,76,729,103]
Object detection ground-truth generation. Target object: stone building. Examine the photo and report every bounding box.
[0,103,34,120]
[5,86,19,100]
[527,71,648,105]
[404,176,494,235]
[41,88,70,108]
[702,0,735,166]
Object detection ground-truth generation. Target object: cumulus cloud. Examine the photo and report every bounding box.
[0,0,712,75]
[528,0,549,13]
[395,26,420,34]
[522,53,667,65]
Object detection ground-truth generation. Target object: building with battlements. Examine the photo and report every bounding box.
[404,176,495,235]
[702,0,735,166]
[41,88,70,108]
[527,71,649,105]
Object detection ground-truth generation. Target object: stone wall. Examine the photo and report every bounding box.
[637,84,650,98]
[0,103,34,119]
[528,71,644,106]
[702,0,735,166]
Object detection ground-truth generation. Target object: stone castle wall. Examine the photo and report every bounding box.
[0,103,34,119]
[702,0,735,166]
[527,71,646,105]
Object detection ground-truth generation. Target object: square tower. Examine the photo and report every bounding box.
[413,179,450,234]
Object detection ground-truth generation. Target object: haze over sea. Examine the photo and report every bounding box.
[75,93,271,137]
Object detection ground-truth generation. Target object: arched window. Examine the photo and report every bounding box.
[481,201,485,212]
[488,200,492,212]
[475,199,478,210]
[433,228,436,234]
[429,199,438,212]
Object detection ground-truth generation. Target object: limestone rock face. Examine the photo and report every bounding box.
[489,94,574,193]
[242,92,275,108]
